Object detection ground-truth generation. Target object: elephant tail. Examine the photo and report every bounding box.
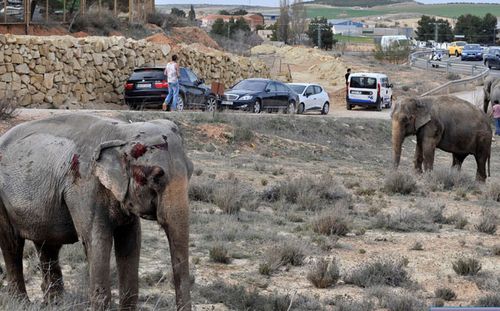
[488,153,491,177]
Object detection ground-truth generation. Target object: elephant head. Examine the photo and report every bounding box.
[93,120,193,310]
[391,97,432,168]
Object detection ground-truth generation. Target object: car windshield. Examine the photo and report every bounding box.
[232,80,268,91]
[457,42,467,47]
[464,45,480,50]
[130,69,164,81]
[350,76,377,89]
[289,85,306,94]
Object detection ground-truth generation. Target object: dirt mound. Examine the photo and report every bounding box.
[0,24,70,36]
[171,27,220,50]
[146,33,176,46]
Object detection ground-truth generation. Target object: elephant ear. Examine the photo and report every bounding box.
[93,140,129,202]
[414,99,432,130]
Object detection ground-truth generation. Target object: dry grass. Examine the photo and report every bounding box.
[209,244,231,264]
[452,257,482,276]
[307,258,341,289]
[383,171,417,195]
[345,258,412,288]
[434,287,457,301]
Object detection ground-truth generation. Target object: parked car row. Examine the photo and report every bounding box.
[124,65,394,113]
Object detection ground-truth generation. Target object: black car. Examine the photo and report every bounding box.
[221,78,299,113]
[484,47,500,69]
[124,67,218,111]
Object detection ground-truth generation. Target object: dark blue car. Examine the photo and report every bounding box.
[484,47,500,69]
[461,44,483,61]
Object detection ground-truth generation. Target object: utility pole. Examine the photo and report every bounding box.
[432,22,445,43]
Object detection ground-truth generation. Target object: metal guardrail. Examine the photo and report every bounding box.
[409,49,489,97]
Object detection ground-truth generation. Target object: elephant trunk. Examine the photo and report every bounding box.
[158,175,192,311]
[392,119,405,169]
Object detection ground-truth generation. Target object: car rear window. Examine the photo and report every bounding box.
[130,69,165,81]
[289,85,306,94]
[232,80,268,91]
[350,76,377,89]
[464,45,480,49]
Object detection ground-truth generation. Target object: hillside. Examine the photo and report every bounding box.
[310,0,412,7]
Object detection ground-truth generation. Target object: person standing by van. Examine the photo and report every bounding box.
[345,68,351,99]
[163,55,180,111]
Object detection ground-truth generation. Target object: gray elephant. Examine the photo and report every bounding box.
[483,76,500,114]
[0,114,193,310]
[392,95,491,181]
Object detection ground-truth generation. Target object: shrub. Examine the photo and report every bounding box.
[452,257,482,276]
[447,73,461,81]
[71,10,120,36]
[383,171,416,195]
[307,258,340,288]
[425,167,476,192]
[493,245,500,256]
[409,241,423,251]
[446,213,468,229]
[334,297,374,311]
[0,99,16,120]
[232,127,254,143]
[484,182,500,202]
[345,258,411,288]
[475,210,497,234]
[434,287,456,301]
[209,244,231,264]
[381,292,426,311]
[259,242,305,275]
[475,293,500,307]
[312,212,350,236]
[212,182,241,214]
[189,178,215,202]
[373,207,438,232]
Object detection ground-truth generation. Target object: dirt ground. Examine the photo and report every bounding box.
[0,108,498,310]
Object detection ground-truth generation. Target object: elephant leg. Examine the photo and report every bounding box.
[35,243,64,302]
[452,153,467,171]
[414,137,423,173]
[475,154,488,182]
[114,218,140,311]
[0,200,27,299]
[86,226,113,310]
[422,140,437,171]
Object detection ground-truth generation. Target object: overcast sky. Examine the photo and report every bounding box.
[156,0,500,7]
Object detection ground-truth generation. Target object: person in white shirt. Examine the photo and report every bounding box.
[163,54,180,111]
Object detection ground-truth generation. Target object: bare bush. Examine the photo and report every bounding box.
[425,167,476,192]
[334,297,375,311]
[383,171,417,195]
[259,241,305,275]
[209,244,231,264]
[381,292,426,311]
[452,257,482,276]
[0,99,16,120]
[475,293,500,307]
[484,182,500,202]
[345,258,411,288]
[71,10,120,36]
[307,258,340,288]
[475,209,498,235]
[435,287,457,301]
[312,211,350,236]
[373,206,438,232]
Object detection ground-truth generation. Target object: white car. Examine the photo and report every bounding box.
[287,83,330,115]
[347,72,393,111]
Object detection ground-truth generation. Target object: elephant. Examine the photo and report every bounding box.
[0,114,193,310]
[392,95,491,181]
[483,76,500,114]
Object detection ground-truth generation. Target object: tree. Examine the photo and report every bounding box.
[232,9,248,16]
[290,0,307,44]
[171,8,186,18]
[210,17,251,39]
[416,15,453,42]
[188,5,196,21]
[277,0,291,43]
[481,13,498,45]
[454,14,483,43]
[219,10,230,15]
[211,18,226,36]
[307,17,336,50]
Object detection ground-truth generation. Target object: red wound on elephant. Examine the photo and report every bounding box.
[70,154,81,180]
[131,165,147,186]
[131,143,147,159]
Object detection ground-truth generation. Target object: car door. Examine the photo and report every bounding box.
[313,85,324,109]
[275,82,289,109]
[263,82,277,109]
[183,68,205,107]
[303,86,315,110]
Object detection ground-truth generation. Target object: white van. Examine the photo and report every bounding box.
[380,35,410,51]
[347,73,393,111]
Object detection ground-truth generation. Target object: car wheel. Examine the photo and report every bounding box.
[176,95,185,112]
[346,102,352,110]
[455,50,459,57]
[387,96,393,109]
[321,102,329,115]
[287,101,296,114]
[487,61,492,69]
[205,95,217,112]
[297,103,305,114]
[253,100,261,113]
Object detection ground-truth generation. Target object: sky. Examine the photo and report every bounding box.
[156,0,500,6]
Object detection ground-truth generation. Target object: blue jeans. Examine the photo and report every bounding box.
[165,82,179,111]
[496,118,500,135]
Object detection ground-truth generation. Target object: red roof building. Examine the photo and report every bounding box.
[201,13,264,31]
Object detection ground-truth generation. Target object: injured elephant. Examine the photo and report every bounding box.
[391,95,491,181]
[0,114,193,311]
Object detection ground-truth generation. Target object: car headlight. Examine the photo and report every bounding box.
[239,95,253,101]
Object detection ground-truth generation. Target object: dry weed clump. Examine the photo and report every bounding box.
[452,257,482,276]
[0,99,16,120]
[333,297,375,311]
[312,211,350,236]
[484,181,500,202]
[475,209,498,235]
[475,293,500,307]
[209,244,231,264]
[307,258,340,289]
[380,291,426,311]
[434,287,457,301]
[259,242,306,276]
[345,258,411,288]
[383,171,417,195]
[262,174,350,210]
[373,205,439,232]
[424,167,476,192]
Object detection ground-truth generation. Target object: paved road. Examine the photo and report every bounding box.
[413,54,500,78]
[447,56,500,78]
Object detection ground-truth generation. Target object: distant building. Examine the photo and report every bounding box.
[328,19,365,36]
[257,29,274,41]
[363,27,415,39]
[262,13,280,26]
[200,13,264,31]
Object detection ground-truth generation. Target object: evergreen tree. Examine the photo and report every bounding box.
[307,17,336,50]
[170,8,186,18]
[211,18,226,36]
[188,5,196,21]
[454,14,482,43]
